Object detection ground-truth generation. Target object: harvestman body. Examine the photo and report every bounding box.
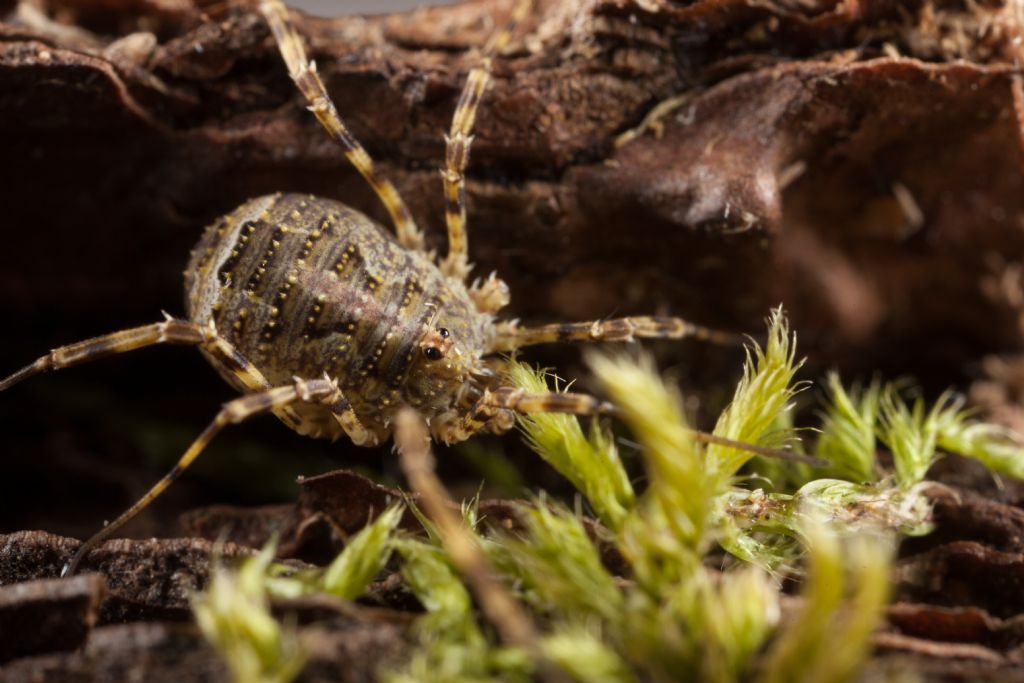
[2,0,800,576]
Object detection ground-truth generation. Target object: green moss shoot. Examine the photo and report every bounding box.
[191,544,306,683]
[321,504,404,599]
[193,308,1024,683]
[708,307,805,481]
[815,373,883,483]
[507,361,634,531]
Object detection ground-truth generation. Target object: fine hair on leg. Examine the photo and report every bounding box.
[439,386,825,467]
[440,0,532,280]
[62,377,343,576]
[259,0,424,250]
[491,315,748,352]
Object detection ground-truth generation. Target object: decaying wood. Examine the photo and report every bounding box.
[4,1,1024,680]
[7,467,1024,680]
[4,0,1023,542]
[0,573,105,662]
[1,0,1023,379]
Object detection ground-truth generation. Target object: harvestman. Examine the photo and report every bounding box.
[1,0,810,575]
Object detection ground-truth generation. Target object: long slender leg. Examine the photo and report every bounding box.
[258,0,424,251]
[63,377,344,576]
[437,387,824,466]
[1,317,285,410]
[440,0,531,280]
[435,387,616,443]
[2,319,225,391]
[0,317,327,456]
[491,315,747,353]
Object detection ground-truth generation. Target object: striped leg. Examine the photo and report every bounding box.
[325,391,379,447]
[435,386,617,443]
[440,0,531,280]
[0,317,323,452]
[2,319,247,391]
[258,0,423,251]
[63,377,344,576]
[491,315,747,353]
[437,387,825,466]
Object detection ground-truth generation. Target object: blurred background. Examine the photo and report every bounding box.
[297,1,453,15]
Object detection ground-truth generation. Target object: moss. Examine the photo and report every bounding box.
[191,544,306,683]
[192,308,1024,683]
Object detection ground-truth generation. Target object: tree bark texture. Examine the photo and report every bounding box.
[4,3,1024,680]
[1,0,1023,380]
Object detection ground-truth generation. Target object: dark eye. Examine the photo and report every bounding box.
[438,327,450,338]
[423,346,442,361]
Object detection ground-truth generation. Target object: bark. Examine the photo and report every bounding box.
[5,465,1024,680]
[3,1,1024,679]
[0,0,1022,378]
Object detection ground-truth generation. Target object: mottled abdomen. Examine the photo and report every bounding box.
[184,193,487,440]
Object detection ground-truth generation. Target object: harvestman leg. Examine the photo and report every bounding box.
[2,319,261,392]
[259,0,424,251]
[0,318,377,572]
[438,386,823,466]
[0,317,374,442]
[0,318,307,428]
[436,387,616,443]
[62,377,345,575]
[491,315,748,352]
[440,0,531,280]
